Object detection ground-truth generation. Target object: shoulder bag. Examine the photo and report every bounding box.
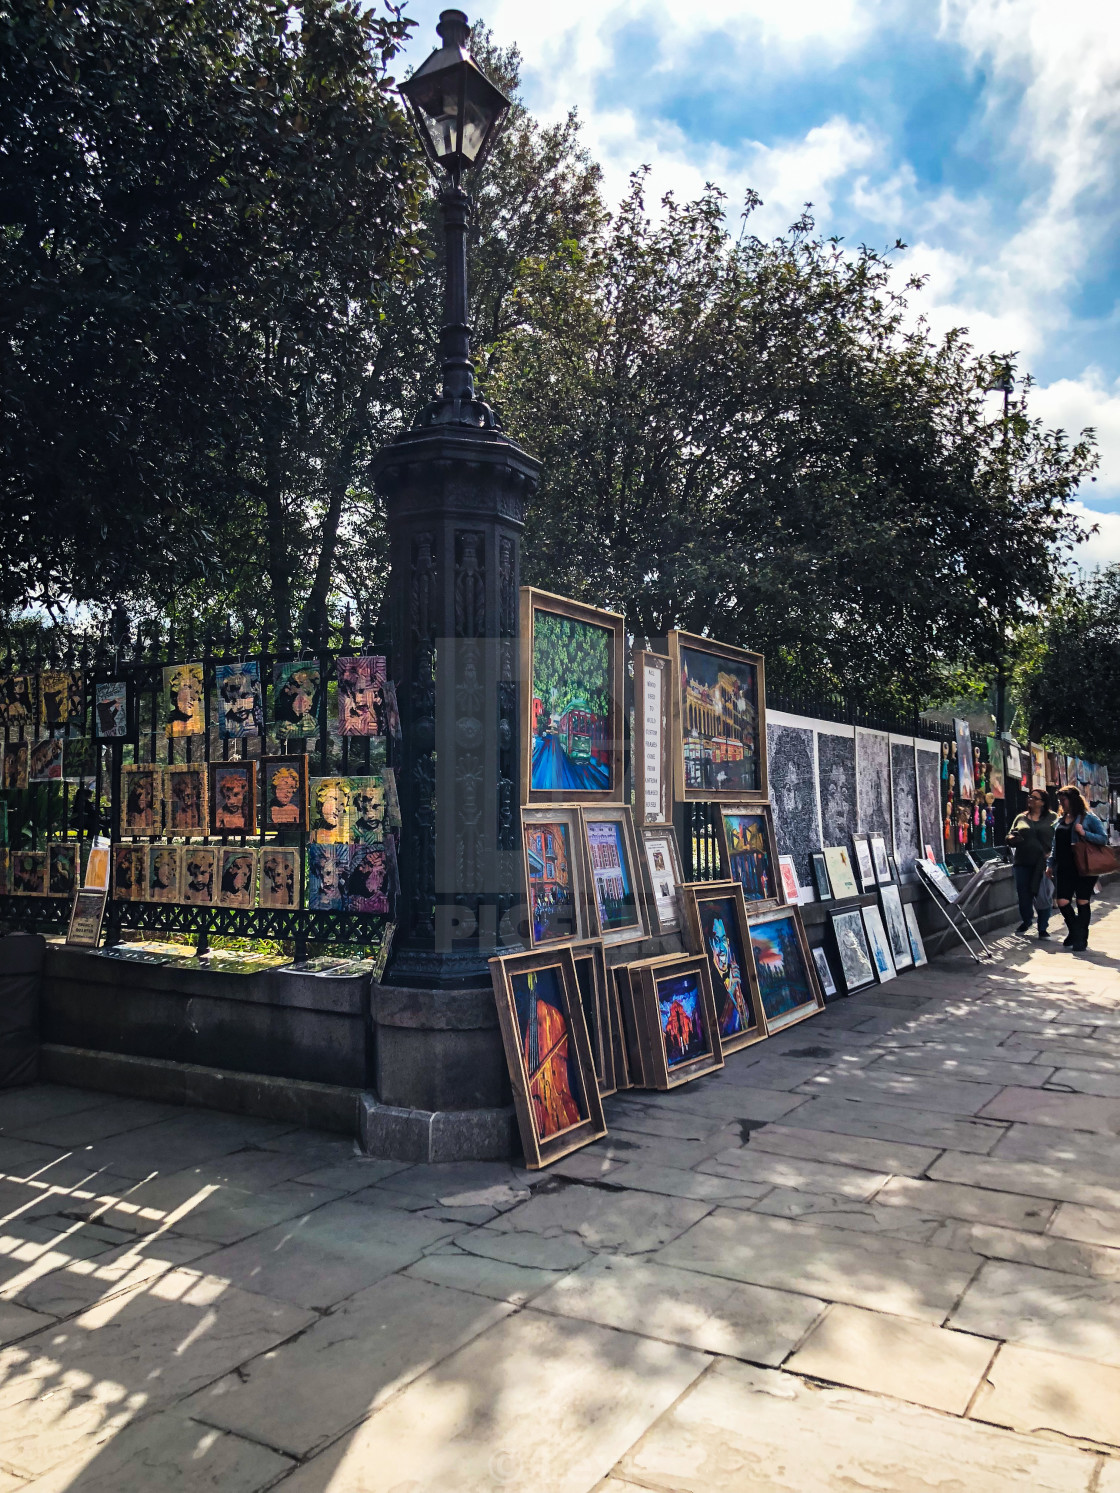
[1073,819,1118,877]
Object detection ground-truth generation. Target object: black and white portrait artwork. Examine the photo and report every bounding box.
[915,746,941,854]
[817,731,857,851]
[767,721,820,887]
[891,741,921,878]
[856,728,892,840]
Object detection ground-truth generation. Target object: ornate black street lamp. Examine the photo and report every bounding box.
[364,11,540,1160]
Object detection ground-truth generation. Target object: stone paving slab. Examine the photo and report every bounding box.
[979,1087,1120,1134]
[736,1121,942,1176]
[972,1342,1120,1447]
[949,1258,1120,1365]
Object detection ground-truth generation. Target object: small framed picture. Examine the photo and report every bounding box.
[633,651,672,826]
[309,776,351,844]
[259,846,299,910]
[879,883,914,970]
[569,939,615,1097]
[261,756,309,834]
[337,655,388,737]
[861,903,897,983]
[147,843,181,903]
[851,834,877,894]
[273,659,323,741]
[48,843,77,898]
[165,764,208,837]
[121,764,162,837]
[217,845,257,908]
[829,908,877,993]
[680,880,766,1054]
[489,946,606,1169]
[580,805,648,947]
[521,807,589,947]
[870,833,892,885]
[669,630,767,802]
[66,887,108,947]
[717,804,782,910]
[210,761,257,836]
[810,851,833,902]
[93,680,131,741]
[904,902,928,966]
[745,906,825,1033]
[637,823,685,936]
[631,954,724,1090]
[823,845,859,900]
[308,844,347,910]
[181,845,218,906]
[0,674,34,731]
[777,854,801,906]
[12,850,48,896]
[39,670,82,737]
[811,945,839,999]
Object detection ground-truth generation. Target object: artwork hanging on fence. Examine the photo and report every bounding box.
[915,744,942,855]
[147,844,181,903]
[309,776,350,844]
[489,946,605,1169]
[39,671,82,737]
[954,719,976,799]
[570,940,615,1096]
[181,846,218,906]
[94,681,130,741]
[259,847,299,910]
[0,675,33,730]
[49,844,77,897]
[812,946,838,999]
[670,631,766,801]
[521,808,586,947]
[1029,743,1047,792]
[855,728,892,839]
[717,805,780,909]
[746,907,823,1032]
[829,908,876,992]
[308,844,346,910]
[210,762,257,836]
[164,664,205,737]
[521,588,624,804]
[851,833,877,893]
[121,765,161,836]
[823,845,859,900]
[861,904,897,983]
[904,901,928,966]
[348,777,385,847]
[1046,750,1063,788]
[1005,739,1023,786]
[681,881,764,1052]
[345,845,391,914]
[62,738,96,784]
[890,741,921,878]
[582,807,646,945]
[216,662,264,740]
[165,765,208,836]
[28,738,63,784]
[111,845,143,901]
[818,731,858,851]
[634,955,724,1089]
[879,883,913,970]
[767,720,818,885]
[260,756,309,833]
[633,651,672,825]
[810,851,833,901]
[273,661,322,740]
[337,656,387,737]
[217,846,256,908]
[1,742,28,791]
[986,737,1005,800]
[12,851,47,896]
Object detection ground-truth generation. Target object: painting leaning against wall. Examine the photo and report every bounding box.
[767,720,819,888]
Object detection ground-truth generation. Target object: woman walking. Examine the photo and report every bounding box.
[1007,789,1056,938]
[1048,786,1109,951]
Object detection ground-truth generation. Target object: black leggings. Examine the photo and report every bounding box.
[1054,873,1095,904]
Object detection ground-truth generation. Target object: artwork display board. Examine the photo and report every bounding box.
[767,718,819,888]
[580,806,647,947]
[521,588,624,805]
[629,954,724,1089]
[717,804,781,910]
[66,887,107,947]
[870,834,892,886]
[490,946,606,1168]
[746,906,824,1033]
[570,940,615,1097]
[861,904,897,983]
[855,728,892,841]
[851,834,877,893]
[521,807,589,948]
[987,737,1006,801]
[633,652,672,826]
[669,631,766,801]
[829,908,877,993]
[954,719,976,800]
[1030,743,1047,792]
[680,880,766,1053]
[890,741,921,878]
[904,902,928,966]
[818,730,858,851]
[879,884,914,970]
[823,845,859,900]
[637,823,685,936]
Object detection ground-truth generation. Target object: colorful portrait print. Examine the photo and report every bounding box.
[121,765,160,836]
[679,644,760,794]
[166,765,207,835]
[749,912,818,1027]
[585,818,638,934]
[259,848,298,910]
[530,610,613,792]
[218,847,256,908]
[657,969,711,1069]
[211,763,255,835]
[12,851,47,896]
[0,675,33,730]
[94,681,129,740]
[337,656,387,737]
[28,738,63,783]
[524,819,577,943]
[111,844,139,901]
[698,895,755,1041]
[216,662,263,740]
[345,846,389,913]
[164,664,205,737]
[308,844,346,910]
[262,757,308,832]
[349,776,385,846]
[722,811,775,904]
[147,844,181,903]
[181,846,217,906]
[49,844,77,897]
[2,742,28,791]
[510,964,586,1141]
[309,777,350,844]
[272,661,322,740]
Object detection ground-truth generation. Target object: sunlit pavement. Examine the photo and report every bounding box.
[2,891,1120,1491]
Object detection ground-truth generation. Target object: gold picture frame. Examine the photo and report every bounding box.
[715,802,783,911]
[668,630,767,802]
[680,880,768,1054]
[579,804,649,948]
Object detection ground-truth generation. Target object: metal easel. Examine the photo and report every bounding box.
[914,859,999,963]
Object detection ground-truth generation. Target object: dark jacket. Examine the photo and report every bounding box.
[1007,810,1056,870]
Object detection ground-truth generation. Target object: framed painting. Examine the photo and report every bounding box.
[717,804,781,910]
[345,845,391,913]
[147,843,181,903]
[93,681,130,741]
[66,887,107,948]
[489,946,606,1169]
[612,962,656,1088]
[879,883,913,970]
[308,844,347,910]
[309,776,350,844]
[28,737,63,783]
[0,674,33,731]
[337,656,388,737]
[348,776,385,847]
[259,846,300,910]
[210,761,257,837]
[111,845,143,902]
[121,764,162,837]
[638,822,685,936]
[633,651,672,826]
[631,954,724,1089]
[823,845,859,900]
[48,844,77,898]
[870,834,892,885]
[861,903,897,983]
[521,807,588,947]
[569,939,615,1096]
[520,587,625,806]
[811,945,838,1000]
[810,851,833,902]
[607,967,632,1090]
[217,846,256,909]
[12,850,47,896]
[669,630,766,802]
[163,663,205,738]
[273,660,323,740]
[1,741,28,791]
[216,661,264,740]
[181,845,218,906]
[165,764,208,837]
[904,902,928,967]
[777,854,801,905]
[745,906,824,1033]
[851,833,877,894]
[580,805,648,947]
[261,756,309,834]
[681,880,766,1053]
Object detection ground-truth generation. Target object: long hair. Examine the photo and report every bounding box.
[1058,785,1088,818]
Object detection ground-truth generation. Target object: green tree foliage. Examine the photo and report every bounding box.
[1019,565,1120,761]
[531,613,611,721]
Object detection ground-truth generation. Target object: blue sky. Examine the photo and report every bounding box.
[400,1,1120,565]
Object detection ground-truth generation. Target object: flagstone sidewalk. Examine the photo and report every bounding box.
[1,888,1120,1491]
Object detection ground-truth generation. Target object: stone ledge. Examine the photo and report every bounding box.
[372,983,500,1030]
[358,1095,517,1163]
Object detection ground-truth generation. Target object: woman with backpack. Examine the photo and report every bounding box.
[1047,786,1110,951]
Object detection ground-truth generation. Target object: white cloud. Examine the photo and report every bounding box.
[1071,503,1120,573]
[1030,371,1120,503]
